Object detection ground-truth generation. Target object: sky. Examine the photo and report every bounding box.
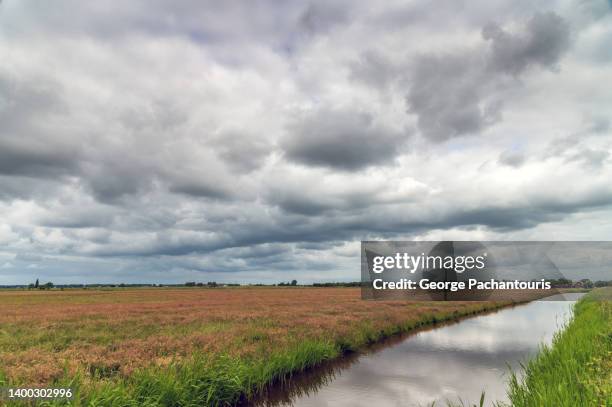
[0,0,611,285]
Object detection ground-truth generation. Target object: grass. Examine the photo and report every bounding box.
[503,287,611,407]
[0,287,517,406]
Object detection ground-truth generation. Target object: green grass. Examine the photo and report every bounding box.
[4,291,607,407]
[503,288,611,407]
[0,302,513,407]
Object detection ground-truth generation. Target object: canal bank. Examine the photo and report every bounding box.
[505,288,611,407]
[248,293,585,406]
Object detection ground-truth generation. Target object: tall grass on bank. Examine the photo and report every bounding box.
[505,288,611,407]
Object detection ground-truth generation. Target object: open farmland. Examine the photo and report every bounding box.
[0,287,511,405]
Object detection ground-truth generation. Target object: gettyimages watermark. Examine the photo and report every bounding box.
[361,241,612,301]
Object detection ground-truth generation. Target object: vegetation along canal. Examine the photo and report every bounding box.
[251,293,584,407]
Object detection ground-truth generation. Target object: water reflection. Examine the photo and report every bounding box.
[250,294,582,407]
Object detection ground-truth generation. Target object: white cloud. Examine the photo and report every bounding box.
[0,0,611,284]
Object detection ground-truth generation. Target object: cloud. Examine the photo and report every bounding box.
[0,70,80,177]
[282,108,407,170]
[498,150,526,167]
[565,147,610,169]
[483,12,571,75]
[211,130,272,173]
[407,12,570,142]
[0,1,611,284]
[349,50,401,91]
[407,52,502,142]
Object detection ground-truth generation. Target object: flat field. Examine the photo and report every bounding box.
[0,287,509,405]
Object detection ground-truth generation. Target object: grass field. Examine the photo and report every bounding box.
[504,287,612,407]
[0,287,514,406]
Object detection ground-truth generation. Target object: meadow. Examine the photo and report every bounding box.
[0,287,513,406]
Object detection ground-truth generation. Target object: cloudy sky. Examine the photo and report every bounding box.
[1,0,611,284]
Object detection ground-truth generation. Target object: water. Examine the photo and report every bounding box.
[252,293,584,407]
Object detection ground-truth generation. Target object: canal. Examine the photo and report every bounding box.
[252,293,584,407]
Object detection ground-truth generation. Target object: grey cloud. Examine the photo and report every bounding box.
[1,1,611,285]
[0,176,62,201]
[0,71,78,178]
[483,12,571,75]
[371,0,541,32]
[407,52,502,142]
[271,193,334,216]
[452,191,612,230]
[168,180,231,200]
[298,2,351,36]
[212,131,272,173]
[79,158,155,203]
[267,181,394,216]
[565,148,610,169]
[163,158,235,200]
[88,186,612,258]
[0,71,64,126]
[588,116,610,133]
[1,1,351,59]
[545,117,611,161]
[39,206,116,229]
[498,150,526,167]
[349,50,400,91]
[407,12,570,142]
[14,253,43,262]
[0,138,78,177]
[282,109,406,170]
[0,64,239,203]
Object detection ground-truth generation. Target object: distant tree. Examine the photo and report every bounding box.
[196,282,204,287]
[43,282,54,290]
[34,278,39,289]
[207,281,218,288]
[185,282,196,287]
[27,283,34,290]
[290,279,298,286]
[549,278,572,288]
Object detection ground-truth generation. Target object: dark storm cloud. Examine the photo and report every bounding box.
[0,71,78,178]
[168,180,231,200]
[0,139,78,177]
[282,108,406,170]
[89,185,612,258]
[483,12,571,75]
[270,193,334,216]
[75,153,155,203]
[407,12,570,142]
